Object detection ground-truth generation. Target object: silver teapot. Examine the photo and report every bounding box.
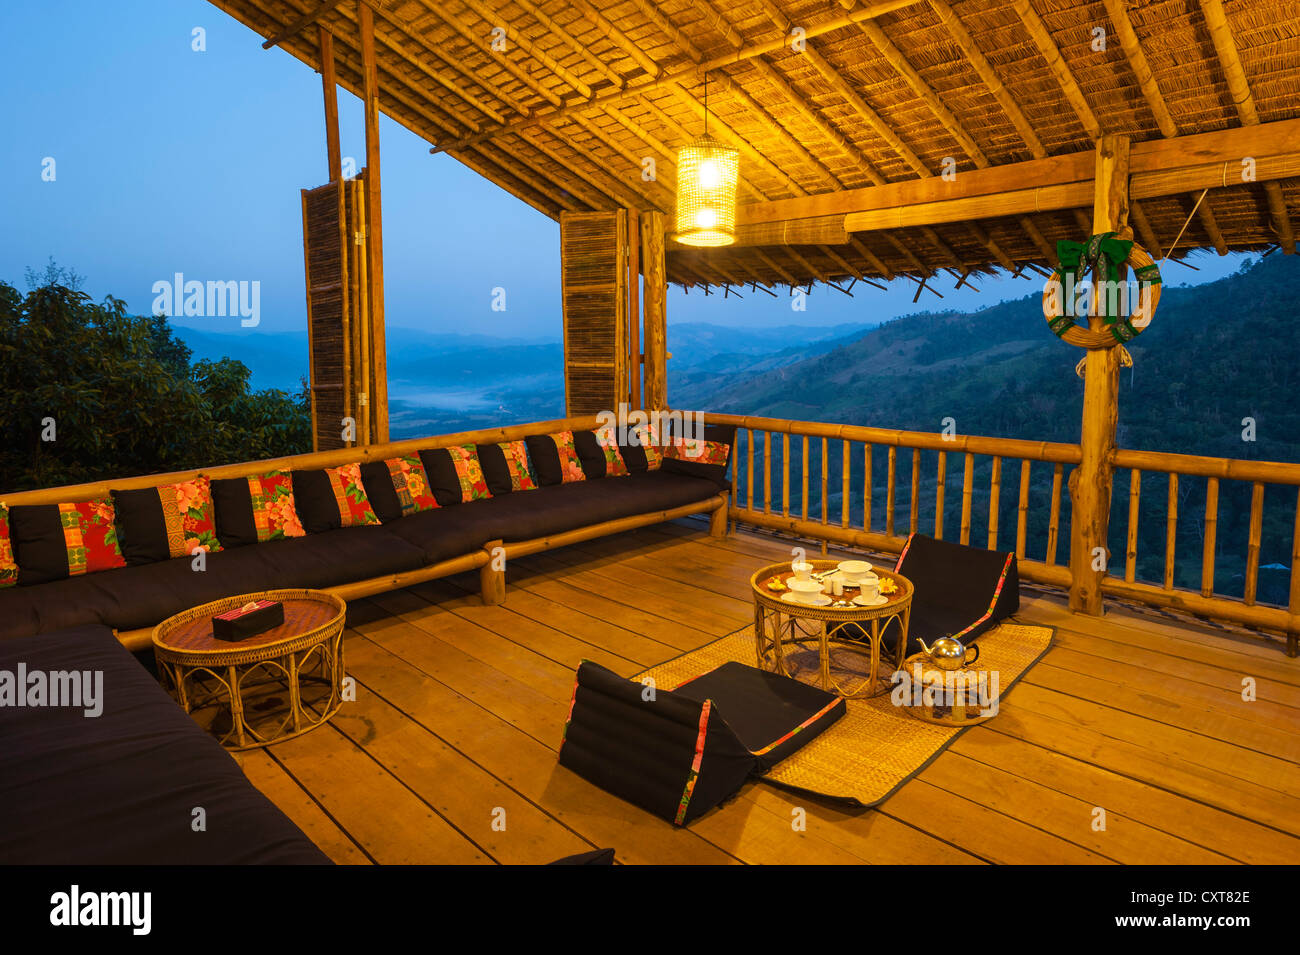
[916,635,980,671]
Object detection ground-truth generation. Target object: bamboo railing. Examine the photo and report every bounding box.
[706,413,1300,656]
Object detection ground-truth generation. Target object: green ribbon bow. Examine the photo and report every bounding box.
[1055,232,1134,325]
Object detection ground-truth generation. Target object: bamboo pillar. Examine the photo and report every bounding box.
[359,4,389,442]
[640,211,668,410]
[1068,135,1129,614]
[627,208,641,409]
[319,26,341,183]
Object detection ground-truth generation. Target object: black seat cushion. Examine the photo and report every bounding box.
[671,662,845,772]
[891,533,1019,654]
[385,470,723,562]
[0,625,329,864]
[0,525,425,640]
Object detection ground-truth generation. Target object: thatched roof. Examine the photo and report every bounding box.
[206,0,1299,289]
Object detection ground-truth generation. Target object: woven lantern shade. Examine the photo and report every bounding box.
[674,135,739,247]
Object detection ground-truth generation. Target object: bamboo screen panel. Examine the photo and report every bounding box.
[302,181,351,451]
[561,210,628,416]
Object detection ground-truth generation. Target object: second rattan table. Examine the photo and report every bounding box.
[751,560,913,699]
[152,589,347,750]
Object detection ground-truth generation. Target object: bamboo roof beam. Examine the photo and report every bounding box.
[782,247,830,283]
[753,248,799,286]
[1195,194,1230,255]
[455,0,596,99]
[750,0,925,177]
[626,94,769,202]
[368,17,507,125]
[519,126,664,212]
[427,0,925,154]
[563,112,677,209]
[1008,0,1103,140]
[566,0,661,79]
[1130,201,1164,258]
[927,0,1046,160]
[885,233,933,277]
[263,0,347,49]
[501,0,624,90]
[819,244,867,281]
[420,2,564,108]
[1018,215,1056,261]
[966,222,1016,271]
[1199,0,1295,253]
[850,236,895,280]
[1101,0,1176,138]
[495,136,609,210]
[920,226,965,270]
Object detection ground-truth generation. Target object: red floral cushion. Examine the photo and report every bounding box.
[664,437,730,466]
[59,499,127,576]
[448,445,492,502]
[632,424,663,470]
[0,504,17,588]
[498,440,538,491]
[159,475,223,557]
[551,431,586,483]
[324,462,380,527]
[384,455,439,515]
[247,471,306,542]
[595,425,630,477]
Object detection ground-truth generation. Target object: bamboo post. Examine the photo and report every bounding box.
[821,437,830,525]
[1016,460,1030,558]
[988,456,1002,550]
[1164,473,1179,590]
[763,431,772,515]
[935,451,947,540]
[886,446,897,538]
[1201,477,1218,596]
[1047,463,1064,565]
[1289,488,1300,657]
[479,540,506,605]
[627,208,641,409]
[863,444,873,531]
[1245,481,1264,605]
[960,452,974,545]
[1069,135,1130,613]
[640,211,668,410]
[910,448,921,534]
[319,26,342,183]
[841,440,851,527]
[359,3,389,443]
[746,427,755,510]
[801,436,810,521]
[782,432,790,517]
[1126,469,1141,582]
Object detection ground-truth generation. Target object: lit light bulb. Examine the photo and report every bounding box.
[694,207,717,229]
[697,158,720,189]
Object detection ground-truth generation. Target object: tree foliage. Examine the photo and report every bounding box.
[0,269,310,492]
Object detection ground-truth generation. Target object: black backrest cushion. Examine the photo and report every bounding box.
[524,434,563,486]
[417,448,462,506]
[661,423,736,488]
[619,438,649,472]
[559,660,755,826]
[572,431,606,479]
[895,533,1019,646]
[210,477,258,548]
[476,443,512,497]
[110,488,171,565]
[8,505,69,586]
[359,461,404,522]
[291,470,342,534]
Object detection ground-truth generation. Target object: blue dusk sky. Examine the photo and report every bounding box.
[0,0,1247,341]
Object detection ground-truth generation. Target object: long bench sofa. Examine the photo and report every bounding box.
[0,415,733,651]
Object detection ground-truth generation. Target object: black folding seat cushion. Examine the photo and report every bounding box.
[559,660,844,826]
[889,532,1019,655]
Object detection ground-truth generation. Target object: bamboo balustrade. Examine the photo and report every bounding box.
[709,413,1300,655]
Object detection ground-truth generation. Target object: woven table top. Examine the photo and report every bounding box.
[153,590,345,660]
[750,560,913,620]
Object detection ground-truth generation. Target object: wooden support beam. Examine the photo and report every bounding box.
[1102,0,1177,138]
[1068,134,1129,616]
[1009,0,1102,140]
[641,211,668,410]
[263,0,347,50]
[1199,0,1295,253]
[966,222,1016,271]
[359,3,388,443]
[319,26,342,182]
[628,208,641,409]
[1130,200,1164,258]
[1195,194,1229,255]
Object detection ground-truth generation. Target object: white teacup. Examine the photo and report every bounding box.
[787,578,824,603]
[791,560,814,581]
[857,574,881,600]
[837,560,872,581]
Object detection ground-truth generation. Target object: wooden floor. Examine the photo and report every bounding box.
[234,520,1300,865]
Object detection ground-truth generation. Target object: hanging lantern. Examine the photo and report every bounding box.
[675,135,740,247]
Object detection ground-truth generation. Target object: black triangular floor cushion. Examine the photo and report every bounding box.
[882,532,1019,655]
[559,660,845,826]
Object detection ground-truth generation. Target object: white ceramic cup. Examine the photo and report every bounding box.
[792,560,813,581]
[858,574,881,600]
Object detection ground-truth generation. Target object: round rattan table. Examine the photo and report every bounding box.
[750,560,913,699]
[152,589,346,750]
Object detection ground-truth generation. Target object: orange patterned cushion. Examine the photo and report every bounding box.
[58,499,127,576]
[0,504,17,588]
[384,455,439,515]
[551,431,586,483]
[498,440,538,491]
[632,424,662,470]
[247,471,306,542]
[158,475,223,556]
[448,445,492,502]
[595,425,630,477]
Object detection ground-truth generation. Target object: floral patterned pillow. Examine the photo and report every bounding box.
[162,475,223,556]
[384,455,439,515]
[631,424,663,470]
[324,462,380,527]
[0,503,17,588]
[595,425,630,477]
[551,431,586,483]
[59,499,127,576]
[664,437,731,466]
[448,445,492,502]
[247,471,306,542]
[498,440,538,491]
